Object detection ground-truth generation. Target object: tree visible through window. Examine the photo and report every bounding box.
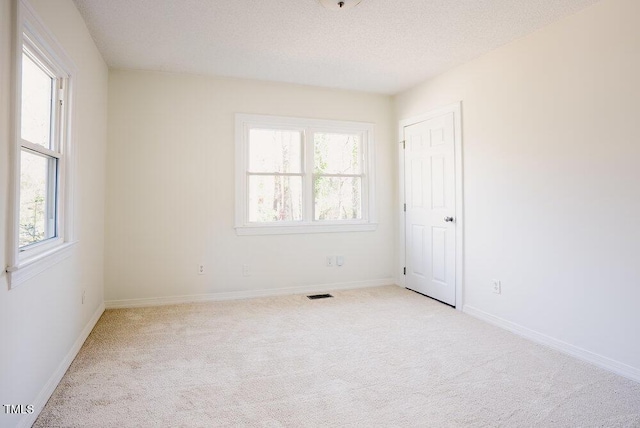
[248,129,303,222]
[236,115,375,234]
[314,132,362,221]
[19,150,56,246]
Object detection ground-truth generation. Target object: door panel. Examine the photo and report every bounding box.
[431,226,447,284]
[430,156,446,208]
[411,225,426,277]
[404,112,456,306]
[411,159,425,207]
[430,127,445,146]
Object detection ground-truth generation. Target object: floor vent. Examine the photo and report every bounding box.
[307,293,333,300]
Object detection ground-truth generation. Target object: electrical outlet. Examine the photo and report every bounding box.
[336,256,344,267]
[198,264,205,275]
[492,279,501,294]
[242,264,250,277]
[326,256,334,267]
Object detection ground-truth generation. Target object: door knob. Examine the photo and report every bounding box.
[444,216,455,223]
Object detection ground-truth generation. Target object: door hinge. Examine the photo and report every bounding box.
[403,203,406,212]
[403,267,406,275]
[400,140,405,149]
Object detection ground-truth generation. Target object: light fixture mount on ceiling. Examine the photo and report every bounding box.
[318,0,364,11]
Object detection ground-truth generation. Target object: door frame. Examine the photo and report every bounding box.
[398,102,464,310]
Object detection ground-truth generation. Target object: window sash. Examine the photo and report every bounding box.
[312,173,366,222]
[22,38,65,152]
[18,147,59,248]
[312,131,364,176]
[246,172,305,223]
[247,128,304,174]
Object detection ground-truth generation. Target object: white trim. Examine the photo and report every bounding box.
[463,305,640,384]
[17,302,105,428]
[18,0,76,76]
[235,113,377,234]
[396,135,405,287]
[398,102,464,310]
[105,278,395,309]
[236,223,377,235]
[236,113,375,133]
[7,0,78,289]
[7,241,77,287]
[20,140,62,158]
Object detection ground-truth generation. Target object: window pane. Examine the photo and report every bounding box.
[314,176,362,220]
[19,150,57,247]
[21,52,54,149]
[249,175,302,222]
[314,133,361,174]
[249,129,302,173]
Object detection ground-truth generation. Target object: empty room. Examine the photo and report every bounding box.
[1,0,639,426]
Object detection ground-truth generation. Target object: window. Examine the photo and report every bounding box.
[235,114,376,235]
[19,43,62,248]
[7,0,77,288]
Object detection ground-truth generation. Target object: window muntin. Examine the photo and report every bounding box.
[237,115,375,234]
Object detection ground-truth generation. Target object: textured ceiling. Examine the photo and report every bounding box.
[72,0,599,94]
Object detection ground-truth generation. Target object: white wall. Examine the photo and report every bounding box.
[396,0,640,374]
[0,0,108,426]
[105,70,396,304]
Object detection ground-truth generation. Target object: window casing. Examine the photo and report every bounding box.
[7,0,77,288]
[235,114,377,235]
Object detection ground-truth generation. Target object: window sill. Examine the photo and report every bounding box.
[6,241,78,289]
[235,223,378,236]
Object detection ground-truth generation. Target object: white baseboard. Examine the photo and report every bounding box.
[105,278,396,309]
[463,305,640,384]
[19,302,105,428]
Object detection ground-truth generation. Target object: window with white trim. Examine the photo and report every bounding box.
[7,0,76,288]
[235,115,377,235]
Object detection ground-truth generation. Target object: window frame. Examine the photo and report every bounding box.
[235,114,377,235]
[6,0,78,288]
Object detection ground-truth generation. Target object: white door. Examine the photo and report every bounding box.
[404,112,456,306]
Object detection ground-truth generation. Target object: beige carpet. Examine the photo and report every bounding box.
[36,286,640,427]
